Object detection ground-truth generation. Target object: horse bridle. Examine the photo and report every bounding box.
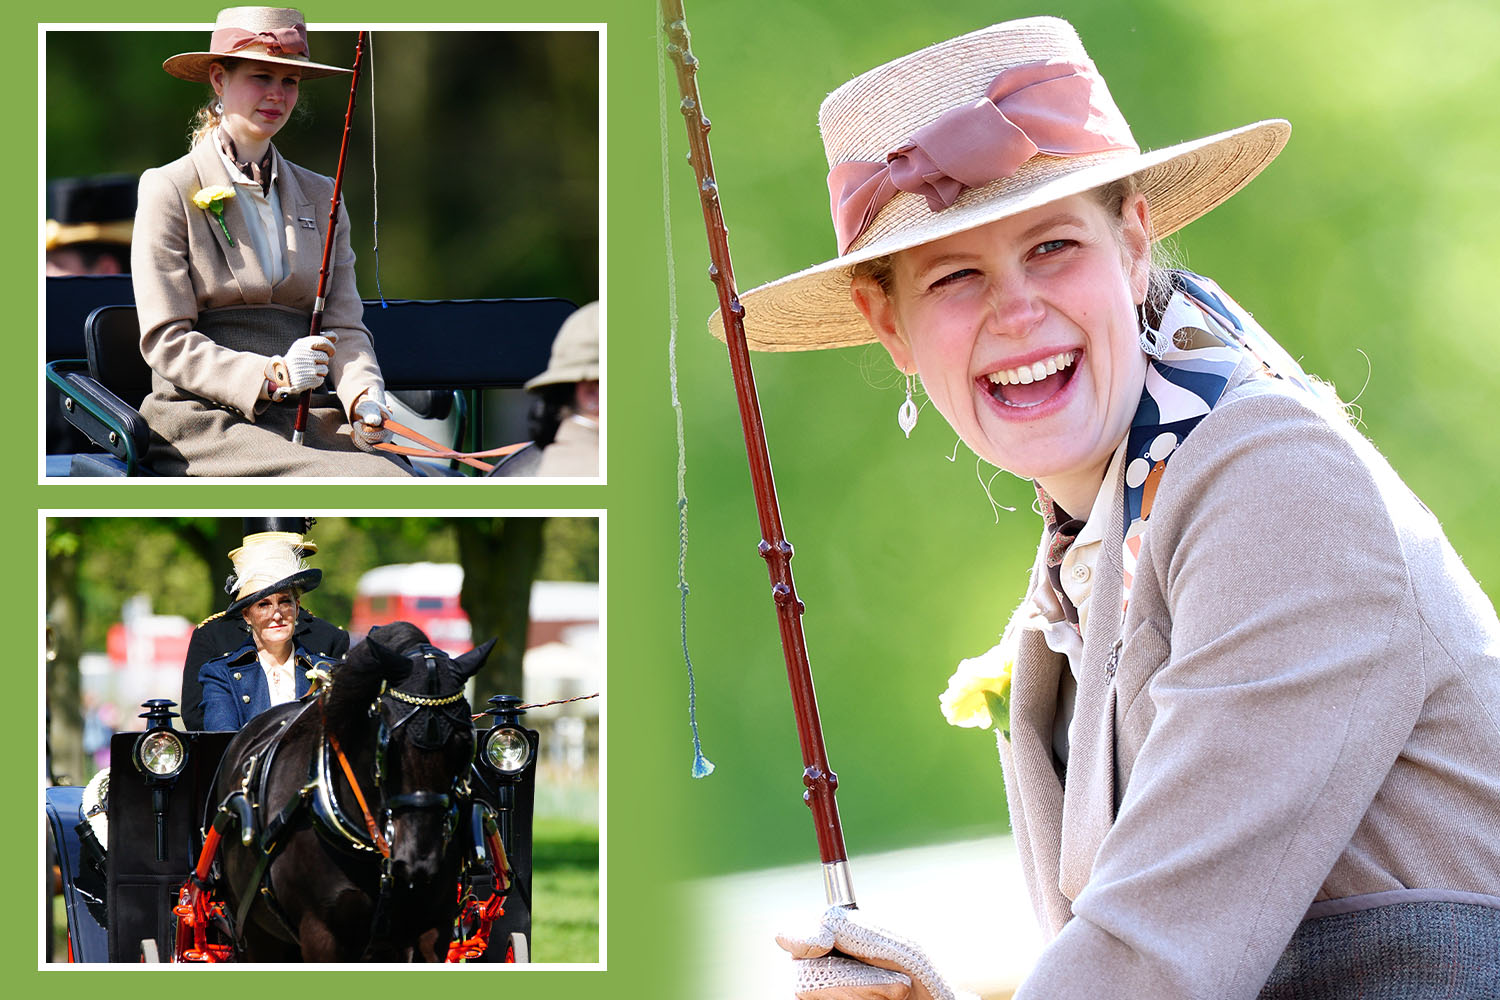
[371,645,475,852]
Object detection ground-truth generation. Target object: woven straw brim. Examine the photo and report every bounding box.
[712,118,1289,352]
[163,50,350,82]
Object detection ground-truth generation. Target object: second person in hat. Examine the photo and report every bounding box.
[191,518,345,731]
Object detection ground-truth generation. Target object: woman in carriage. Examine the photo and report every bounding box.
[134,6,409,475]
[198,524,340,731]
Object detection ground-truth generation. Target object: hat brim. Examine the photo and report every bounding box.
[526,363,600,391]
[163,51,351,82]
[712,118,1289,352]
[226,568,321,616]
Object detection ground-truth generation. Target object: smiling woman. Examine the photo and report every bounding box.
[695,13,1500,1000]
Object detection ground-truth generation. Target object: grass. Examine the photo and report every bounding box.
[528,815,600,963]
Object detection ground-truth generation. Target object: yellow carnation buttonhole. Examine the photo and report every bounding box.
[191,185,237,209]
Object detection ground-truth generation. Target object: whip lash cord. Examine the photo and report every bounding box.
[368,33,387,308]
[659,11,714,779]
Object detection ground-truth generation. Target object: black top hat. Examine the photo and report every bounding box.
[45,174,137,250]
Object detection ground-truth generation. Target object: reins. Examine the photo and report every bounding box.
[374,418,530,474]
[323,695,392,857]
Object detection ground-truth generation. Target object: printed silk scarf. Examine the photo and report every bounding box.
[1118,270,1321,616]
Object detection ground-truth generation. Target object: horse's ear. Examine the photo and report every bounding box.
[452,638,497,680]
[364,630,409,680]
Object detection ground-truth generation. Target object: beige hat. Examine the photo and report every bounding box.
[527,301,601,389]
[225,529,321,615]
[163,7,352,82]
[714,16,1289,352]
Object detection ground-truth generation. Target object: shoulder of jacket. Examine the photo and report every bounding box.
[196,609,229,629]
[203,640,257,669]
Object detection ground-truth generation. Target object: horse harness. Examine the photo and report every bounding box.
[208,645,478,952]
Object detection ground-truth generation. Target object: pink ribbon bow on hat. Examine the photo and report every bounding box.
[212,25,309,58]
[828,59,1138,254]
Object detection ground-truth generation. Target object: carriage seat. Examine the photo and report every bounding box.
[47,297,576,476]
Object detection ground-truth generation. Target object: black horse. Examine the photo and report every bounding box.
[207,622,494,961]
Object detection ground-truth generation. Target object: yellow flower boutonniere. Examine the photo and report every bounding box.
[939,643,1014,740]
[192,185,237,247]
[938,601,1047,742]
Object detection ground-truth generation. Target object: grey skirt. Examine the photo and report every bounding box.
[140,305,411,477]
[1259,897,1500,999]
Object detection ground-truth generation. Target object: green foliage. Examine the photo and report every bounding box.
[540,518,600,582]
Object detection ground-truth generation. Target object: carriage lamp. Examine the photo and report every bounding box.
[479,695,536,777]
[134,699,185,861]
[482,726,533,774]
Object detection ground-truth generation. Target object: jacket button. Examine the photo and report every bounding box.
[242,695,251,703]
[233,672,242,680]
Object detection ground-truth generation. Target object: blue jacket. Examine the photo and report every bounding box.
[198,639,339,731]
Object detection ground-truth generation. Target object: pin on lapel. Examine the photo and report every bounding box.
[298,217,317,230]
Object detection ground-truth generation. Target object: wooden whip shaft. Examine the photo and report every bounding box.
[294,30,367,442]
[661,0,853,896]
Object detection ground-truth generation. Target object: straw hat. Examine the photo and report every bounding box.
[224,516,322,615]
[526,301,601,389]
[163,7,351,82]
[715,17,1289,352]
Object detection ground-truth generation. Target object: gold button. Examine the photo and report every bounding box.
[233,672,242,680]
[241,695,251,703]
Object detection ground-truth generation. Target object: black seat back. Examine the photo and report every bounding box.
[84,305,152,406]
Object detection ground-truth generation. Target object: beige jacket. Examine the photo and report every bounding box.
[131,138,384,421]
[1000,369,1500,998]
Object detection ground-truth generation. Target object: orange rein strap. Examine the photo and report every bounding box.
[374,418,530,474]
[324,717,392,858]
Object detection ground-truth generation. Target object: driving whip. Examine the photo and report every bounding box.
[293,30,366,444]
[661,0,855,908]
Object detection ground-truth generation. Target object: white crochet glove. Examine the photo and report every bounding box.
[350,390,393,451]
[776,906,975,1000]
[266,334,336,398]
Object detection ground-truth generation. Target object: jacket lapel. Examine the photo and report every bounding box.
[1058,461,1128,900]
[274,150,319,293]
[189,138,269,299]
[998,558,1073,933]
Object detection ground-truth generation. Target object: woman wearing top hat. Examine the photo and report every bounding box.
[181,517,346,730]
[197,522,341,731]
[713,16,1500,1000]
[132,6,409,476]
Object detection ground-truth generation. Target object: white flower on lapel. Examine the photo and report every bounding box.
[192,185,237,247]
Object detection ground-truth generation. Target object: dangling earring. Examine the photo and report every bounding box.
[898,372,919,438]
[1137,302,1168,360]
[214,98,224,116]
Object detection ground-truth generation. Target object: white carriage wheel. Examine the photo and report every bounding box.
[508,932,528,964]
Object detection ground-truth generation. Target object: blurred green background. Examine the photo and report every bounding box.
[45,27,599,305]
[640,0,1500,880]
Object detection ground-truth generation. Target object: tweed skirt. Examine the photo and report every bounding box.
[140,305,410,477]
[1258,899,1500,999]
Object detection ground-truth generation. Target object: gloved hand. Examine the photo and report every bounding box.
[776,906,973,1000]
[349,389,393,452]
[266,334,336,398]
